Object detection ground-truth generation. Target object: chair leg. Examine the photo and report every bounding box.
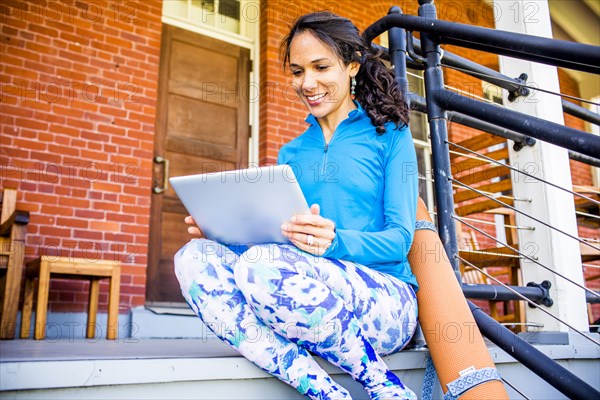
[34,262,51,340]
[0,239,25,339]
[20,276,35,339]
[107,268,120,340]
[489,301,499,320]
[87,279,100,339]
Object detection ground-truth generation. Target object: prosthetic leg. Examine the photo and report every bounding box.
[410,199,509,399]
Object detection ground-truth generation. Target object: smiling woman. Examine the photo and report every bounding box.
[286,32,359,139]
[175,11,420,400]
[281,12,409,138]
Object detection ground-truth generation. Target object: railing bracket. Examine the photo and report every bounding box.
[508,73,530,102]
[513,136,537,151]
[527,280,553,308]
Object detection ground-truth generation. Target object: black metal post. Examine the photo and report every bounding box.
[386,6,409,108]
[417,0,460,278]
[378,41,600,128]
[469,301,600,400]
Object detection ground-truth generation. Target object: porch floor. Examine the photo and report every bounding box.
[0,337,238,362]
[1,336,598,399]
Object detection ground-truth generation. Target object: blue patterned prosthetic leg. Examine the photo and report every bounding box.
[175,239,418,399]
[175,239,350,399]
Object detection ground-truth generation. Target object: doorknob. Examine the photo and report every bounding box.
[153,156,169,194]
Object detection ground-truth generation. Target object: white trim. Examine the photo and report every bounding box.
[161,16,254,49]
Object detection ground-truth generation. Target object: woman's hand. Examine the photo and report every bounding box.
[281,204,336,256]
[184,215,204,237]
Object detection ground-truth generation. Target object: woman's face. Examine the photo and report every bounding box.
[288,31,358,122]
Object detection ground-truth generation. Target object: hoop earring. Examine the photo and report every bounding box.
[351,77,356,96]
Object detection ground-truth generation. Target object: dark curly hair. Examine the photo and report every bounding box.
[280,11,409,134]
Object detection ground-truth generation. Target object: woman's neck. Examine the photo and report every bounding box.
[316,99,357,143]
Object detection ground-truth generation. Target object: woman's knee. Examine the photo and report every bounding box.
[174,239,238,290]
[233,244,272,287]
[233,244,300,291]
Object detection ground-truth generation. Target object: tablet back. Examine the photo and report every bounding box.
[169,164,309,246]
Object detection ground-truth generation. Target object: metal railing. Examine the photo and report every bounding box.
[363,2,599,399]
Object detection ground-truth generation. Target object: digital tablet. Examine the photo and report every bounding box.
[169,164,309,246]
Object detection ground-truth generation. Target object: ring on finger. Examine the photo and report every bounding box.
[306,234,314,246]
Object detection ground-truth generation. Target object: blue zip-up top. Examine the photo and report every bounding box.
[277,102,419,289]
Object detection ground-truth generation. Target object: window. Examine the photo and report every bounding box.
[407,71,434,211]
[163,0,257,42]
[191,0,241,35]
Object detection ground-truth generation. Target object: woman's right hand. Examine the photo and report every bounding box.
[185,215,204,237]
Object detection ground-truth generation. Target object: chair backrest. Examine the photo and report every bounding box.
[458,228,489,285]
[451,133,512,217]
[1,189,18,226]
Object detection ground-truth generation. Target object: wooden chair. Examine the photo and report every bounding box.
[20,256,121,340]
[451,133,526,331]
[573,185,600,229]
[573,185,600,325]
[459,225,524,328]
[0,188,30,339]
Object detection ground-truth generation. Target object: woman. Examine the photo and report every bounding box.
[175,12,419,400]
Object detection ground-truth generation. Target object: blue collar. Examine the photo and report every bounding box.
[304,100,365,126]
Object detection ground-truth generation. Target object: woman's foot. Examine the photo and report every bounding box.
[366,371,417,400]
[368,386,416,400]
[305,380,352,399]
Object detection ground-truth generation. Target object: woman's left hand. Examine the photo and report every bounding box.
[281,204,336,256]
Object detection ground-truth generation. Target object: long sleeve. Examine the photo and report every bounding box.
[277,104,419,287]
[323,126,418,267]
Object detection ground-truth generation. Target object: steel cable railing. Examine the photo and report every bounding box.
[451,178,600,253]
[456,216,600,300]
[448,141,600,207]
[458,255,600,346]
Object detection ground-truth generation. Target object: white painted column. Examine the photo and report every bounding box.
[493,0,588,331]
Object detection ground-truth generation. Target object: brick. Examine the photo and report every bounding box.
[16,118,48,131]
[39,225,72,237]
[90,221,120,232]
[28,23,59,38]
[73,229,103,240]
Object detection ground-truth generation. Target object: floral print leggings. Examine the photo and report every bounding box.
[175,239,418,400]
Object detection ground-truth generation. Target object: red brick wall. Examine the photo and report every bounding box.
[0,0,162,313]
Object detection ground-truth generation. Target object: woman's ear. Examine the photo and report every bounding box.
[349,60,360,77]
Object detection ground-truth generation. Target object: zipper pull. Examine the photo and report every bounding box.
[324,143,329,153]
